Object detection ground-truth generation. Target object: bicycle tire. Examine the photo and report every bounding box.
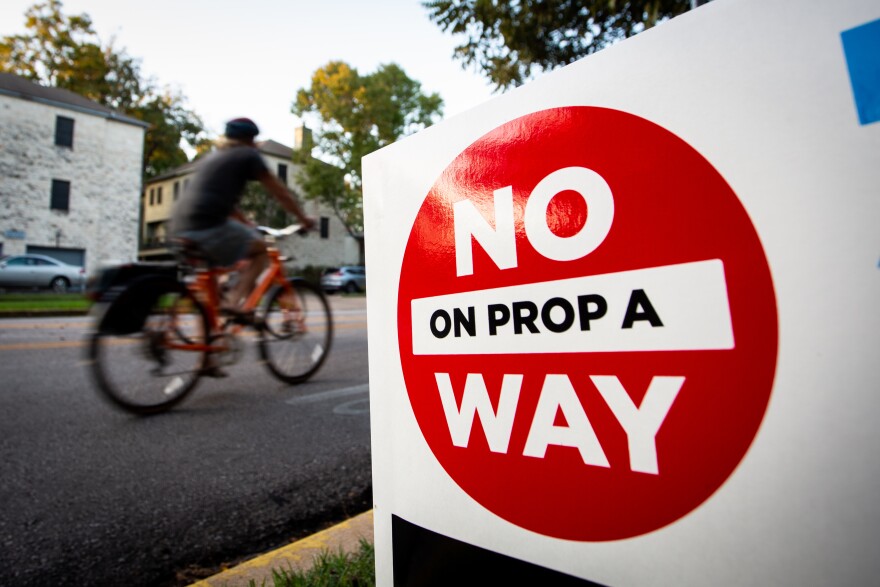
[89,276,210,415]
[259,277,333,384]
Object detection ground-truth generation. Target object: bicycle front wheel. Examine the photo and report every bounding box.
[259,278,333,384]
[89,279,210,415]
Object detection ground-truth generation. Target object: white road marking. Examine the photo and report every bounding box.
[285,383,369,406]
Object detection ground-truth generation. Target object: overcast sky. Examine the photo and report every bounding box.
[0,0,499,146]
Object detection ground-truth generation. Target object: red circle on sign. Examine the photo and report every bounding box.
[397,107,777,541]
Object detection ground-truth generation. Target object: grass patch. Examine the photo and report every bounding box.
[0,293,92,313]
[251,540,375,587]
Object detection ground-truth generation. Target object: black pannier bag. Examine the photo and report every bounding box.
[94,273,185,335]
[86,262,179,302]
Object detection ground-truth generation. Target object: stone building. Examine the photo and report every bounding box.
[139,132,361,270]
[0,72,147,273]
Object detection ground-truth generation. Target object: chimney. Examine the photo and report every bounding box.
[294,126,313,155]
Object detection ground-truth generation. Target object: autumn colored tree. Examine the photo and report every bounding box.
[292,61,443,237]
[0,0,206,178]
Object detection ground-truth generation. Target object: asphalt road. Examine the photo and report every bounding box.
[0,296,371,586]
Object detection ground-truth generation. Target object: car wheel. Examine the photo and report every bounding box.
[50,276,70,293]
[343,281,358,294]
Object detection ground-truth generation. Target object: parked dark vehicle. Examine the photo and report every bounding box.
[321,266,366,294]
[0,254,86,292]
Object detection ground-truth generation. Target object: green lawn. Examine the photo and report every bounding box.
[0,293,92,314]
[252,541,375,587]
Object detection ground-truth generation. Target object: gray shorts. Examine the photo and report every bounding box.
[177,220,259,267]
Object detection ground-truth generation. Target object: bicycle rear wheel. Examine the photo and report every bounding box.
[89,278,210,415]
[259,278,332,384]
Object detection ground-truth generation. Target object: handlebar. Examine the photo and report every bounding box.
[256,224,305,238]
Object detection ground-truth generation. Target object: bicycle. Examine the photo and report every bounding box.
[87,225,333,415]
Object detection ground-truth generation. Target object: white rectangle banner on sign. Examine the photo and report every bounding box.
[411,259,734,355]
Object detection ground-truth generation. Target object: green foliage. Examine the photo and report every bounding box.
[297,154,362,238]
[292,61,443,236]
[0,0,107,97]
[239,182,288,228]
[0,0,207,178]
[136,88,206,179]
[423,0,705,90]
[292,265,327,286]
[248,540,375,587]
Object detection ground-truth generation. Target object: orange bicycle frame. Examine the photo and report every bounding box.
[164,248,295,354]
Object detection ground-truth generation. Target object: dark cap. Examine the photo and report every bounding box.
[225,117,259,140]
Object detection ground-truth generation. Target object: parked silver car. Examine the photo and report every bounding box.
[0,254,86,292]
[321,266,366,294]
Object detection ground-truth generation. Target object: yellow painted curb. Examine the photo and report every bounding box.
[191,510,374,587]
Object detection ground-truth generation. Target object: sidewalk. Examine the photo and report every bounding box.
[191,510,374,587]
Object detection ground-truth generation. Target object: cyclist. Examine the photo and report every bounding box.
[170,117,315,313]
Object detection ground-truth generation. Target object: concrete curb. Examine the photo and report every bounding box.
[190,510,374,586]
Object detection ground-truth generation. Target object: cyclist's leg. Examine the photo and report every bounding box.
[228,238,267,309]
[177,220,262,309]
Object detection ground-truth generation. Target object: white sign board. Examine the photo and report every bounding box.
[364,0,880,584]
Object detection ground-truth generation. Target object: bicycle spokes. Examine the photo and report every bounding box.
[259,280,332,384]
[90,286,210,415]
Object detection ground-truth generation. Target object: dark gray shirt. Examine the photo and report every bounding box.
[171,145,268,233]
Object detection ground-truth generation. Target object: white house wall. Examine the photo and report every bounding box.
[261,152,360,269]
[0,93,144,273]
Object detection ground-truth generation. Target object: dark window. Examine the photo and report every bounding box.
[320,217,329,239]
[51,180,71,211]
[173,181,180,200]
[149,188,155,206]
[278,164,288,184]
[55,116,74,148]
[157,186,163,205]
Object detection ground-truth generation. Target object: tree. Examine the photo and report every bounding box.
[238,183,288,228]
[423,0,710,90]
[136,89,206,179]
[0,0,106,95]
[292,61,443,238]
[0,0,206,178]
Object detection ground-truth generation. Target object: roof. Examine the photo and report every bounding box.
[147,139,300,185]
[257,139,294,160]
[0,72,148,128]
[149,159,199,182]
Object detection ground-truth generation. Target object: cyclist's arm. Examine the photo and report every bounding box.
[257,170,316,230]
